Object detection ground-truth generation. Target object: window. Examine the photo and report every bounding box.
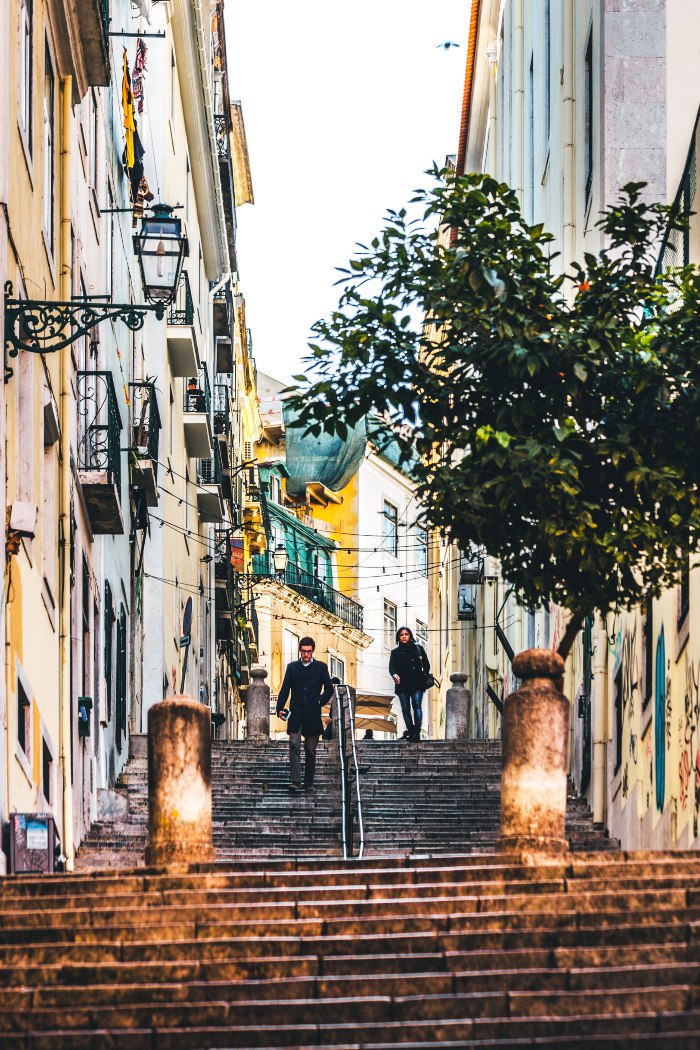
[116,604,127,751]
[415,620,428,651]
[679,563,690,629]
[584,29,593,205]
[383,500,398,557]
[43,43,55,250]
[42,439,58,598]
[642,601,653,711]
[415,526,428,577]
[614,666,623,775]
[383,598,397,649]
[82,557,91,697]
[330,655,345,682]
[283,628,298,667]
[19,0,33,147]
[42,739,52,804]
[17,681,31,757]
[104,582,114,720]
[269,473,282,505]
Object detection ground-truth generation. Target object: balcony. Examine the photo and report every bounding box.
[196,445,224,522]
[251,553,364,631]
[129,381,161,507]
[183,364,213,459]
[72,0,110,88]
[213,284,233,341]
[214,114,237,273]
[214,529,235,640]
[167,272,200,377]
[213,383,231,439]
[77,371,124,534]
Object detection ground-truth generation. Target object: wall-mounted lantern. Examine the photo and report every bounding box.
[273,543,288,578]
[4,202,188,382]
[133,203,189,305]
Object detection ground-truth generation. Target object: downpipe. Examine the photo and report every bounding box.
[59,76,74,870]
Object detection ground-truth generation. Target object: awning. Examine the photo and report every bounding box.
[356,716,397,736]
[354,693,395,717]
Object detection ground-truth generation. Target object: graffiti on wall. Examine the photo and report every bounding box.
[679,655,700,835]
[655,627,666,813]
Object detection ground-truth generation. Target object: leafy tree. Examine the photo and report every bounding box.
[288,172,700,658]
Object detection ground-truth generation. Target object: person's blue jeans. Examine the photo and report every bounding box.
[398,690,423,738]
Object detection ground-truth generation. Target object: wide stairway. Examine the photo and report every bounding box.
[75,738,614,869]
[2,851,700,1047]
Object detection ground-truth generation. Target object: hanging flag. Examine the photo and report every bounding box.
[132,37,148,115]
[122,49,135,170]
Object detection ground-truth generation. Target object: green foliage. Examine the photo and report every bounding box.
[287,171,700,636]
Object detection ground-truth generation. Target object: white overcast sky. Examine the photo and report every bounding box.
[226,0,468,382]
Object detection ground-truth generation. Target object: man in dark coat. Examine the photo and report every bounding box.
[276,636,334,794]
[389,626,430,742]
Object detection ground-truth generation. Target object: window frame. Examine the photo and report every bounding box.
[42,40,56,254]
[415,525,428,577]
[383,598,397,649]
[382,500,398,558]
[19,0,33,150]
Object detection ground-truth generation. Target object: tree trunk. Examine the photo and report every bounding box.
[556,609,585,661]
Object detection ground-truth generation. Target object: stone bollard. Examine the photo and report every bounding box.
[500,649,569,855]
[146,695,215,866]
[246,666,270,741]
[445,673,471,740]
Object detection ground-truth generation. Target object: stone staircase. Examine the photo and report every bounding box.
[356,740,615,855]
[2,851,700,1046]
[76,738,615,870]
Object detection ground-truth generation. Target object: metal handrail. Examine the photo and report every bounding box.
[344,684,365,859]
[334,683,349,860]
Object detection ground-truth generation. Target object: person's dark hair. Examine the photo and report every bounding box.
[395,626,415,644]
[299,636,315,651]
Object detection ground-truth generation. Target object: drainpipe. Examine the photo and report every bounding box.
[592,615,607,828]
[59,76,74,870]
[562,0,576,270]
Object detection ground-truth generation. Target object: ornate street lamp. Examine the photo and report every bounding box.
[133,203,189,305]
[4,202,187,382]
[273,543,288,578]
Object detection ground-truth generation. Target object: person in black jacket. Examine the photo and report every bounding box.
[389,626,430,742]
[276,636,334,794]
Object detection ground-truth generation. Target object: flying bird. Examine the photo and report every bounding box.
[437,41,461,49]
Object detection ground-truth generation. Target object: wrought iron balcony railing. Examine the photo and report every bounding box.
[168,270,194,326]
[214,114,229,160]
[130,380,161,466]
[77,371,122,486]
[250,553,364,631]
[197,442,223,487]
[213,383,231,436]
[184,363,211,415]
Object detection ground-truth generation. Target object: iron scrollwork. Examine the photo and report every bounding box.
[77,371,123,488]
[4,281,165,381]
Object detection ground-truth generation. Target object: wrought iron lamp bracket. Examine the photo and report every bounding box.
[4,282,165,382]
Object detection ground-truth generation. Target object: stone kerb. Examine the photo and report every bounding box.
[246,666,270,741]
[500,648,569,856]
[445,672,471,740]
[146,695,215,867]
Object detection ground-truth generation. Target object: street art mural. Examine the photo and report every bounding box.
[655,627,666,813]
